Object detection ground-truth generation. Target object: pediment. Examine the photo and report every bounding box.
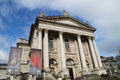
[55,19,80,27]
[36,16,96,31]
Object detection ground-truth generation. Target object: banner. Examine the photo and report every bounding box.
[7,47,22,74]
[29,49,42,75]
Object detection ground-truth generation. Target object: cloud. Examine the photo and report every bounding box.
[0,35,18,63]
[0,50,8,63]
[11,0,120,55]
[0,35,9,48]
[0,0,9,3]
[0,4,10,17]
[22,26,30,38]
[0,18,4,30]
[12,0,50,10]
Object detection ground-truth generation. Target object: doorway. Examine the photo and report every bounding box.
[21,74,28,80]
[68,68,74,79]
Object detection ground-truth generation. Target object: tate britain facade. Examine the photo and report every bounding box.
[8,11,106,80]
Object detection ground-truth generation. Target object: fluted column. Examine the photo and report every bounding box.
[59,32,67,71]
[88,37,99,69]
[43,30,49,70]
[92,38,103,68]
[77,35,87,70]
[37,29,42,49]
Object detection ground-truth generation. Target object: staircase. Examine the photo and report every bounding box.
[75,74,120,80]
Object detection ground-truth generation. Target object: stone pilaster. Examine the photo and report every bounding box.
[31,29,38,48]
[77,35,87,72]
[88,37,99,69]
[37,29,42,49]
[92,38,103,68]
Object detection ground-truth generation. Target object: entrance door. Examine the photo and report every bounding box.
[68,68,74,79]
[21,74,28,80]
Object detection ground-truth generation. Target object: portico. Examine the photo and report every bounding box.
[31,27,102,76]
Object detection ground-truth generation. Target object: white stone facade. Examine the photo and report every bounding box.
[27,13,106,79]
[14,12,106,80]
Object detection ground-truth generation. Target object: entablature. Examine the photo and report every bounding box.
[38,22,94,37]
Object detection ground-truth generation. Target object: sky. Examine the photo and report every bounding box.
[0,0,120,63]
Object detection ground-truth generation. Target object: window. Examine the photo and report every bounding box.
[66,59,74,65]
[65,40,70,51]
[49,59,57,65]
[49,39,53,49]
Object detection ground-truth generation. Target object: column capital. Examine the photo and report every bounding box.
[92,36,95,40]
[44,29,48,32]
[77,34,83,36]
[38,28,42,31]
[87,36,93,40]
[88,36,95,39]
[37,29,42,36]
[59,31,63,34]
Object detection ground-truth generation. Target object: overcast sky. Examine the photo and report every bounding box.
[0,0,120,63]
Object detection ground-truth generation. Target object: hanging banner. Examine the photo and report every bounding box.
[7,47,22,74]
[29,49,42,75]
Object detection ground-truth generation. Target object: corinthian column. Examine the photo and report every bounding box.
[92,38,103,68]
[43,30,49,71]
[59,32,67,74]
[37,29,42,49]
[88,37,99,69]
[77,35,87,70]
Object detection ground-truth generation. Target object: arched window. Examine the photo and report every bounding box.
[66,59,74,66]
[49,59,57,65]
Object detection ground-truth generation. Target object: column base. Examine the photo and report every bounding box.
[28,75,33,80]
[10,76,14,80]
[43,67,51,73]
[60,69,71,80]
[82,68,92,75]
[42,68,54,80]
[42,72,55,80]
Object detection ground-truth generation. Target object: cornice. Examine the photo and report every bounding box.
[17,43,29,47]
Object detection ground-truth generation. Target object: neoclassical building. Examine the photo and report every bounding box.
[16,11,106,80]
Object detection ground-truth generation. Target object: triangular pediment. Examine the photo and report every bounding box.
[55,19,80,27]
[36,16,96,31]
